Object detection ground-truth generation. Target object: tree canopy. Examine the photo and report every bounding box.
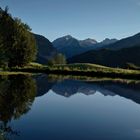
[0,7,37,67]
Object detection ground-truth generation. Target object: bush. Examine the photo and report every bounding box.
[48,53,67,65]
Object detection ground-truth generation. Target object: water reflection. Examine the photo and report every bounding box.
[52,79,140,104]
[0,74,139,139]
[36,74,140,104]
[0,75,37,139]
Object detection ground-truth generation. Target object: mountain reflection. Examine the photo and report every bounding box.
[52,79,140,104]
[38,75,140,105]
[0,75,37,139]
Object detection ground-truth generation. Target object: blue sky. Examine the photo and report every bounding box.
[1,0,140,41]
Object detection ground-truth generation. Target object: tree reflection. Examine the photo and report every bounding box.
[0,75,37,139]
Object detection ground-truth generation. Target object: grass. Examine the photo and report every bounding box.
[47,74,140,84]
[10,62,47,72]
[0,71,32,76]
[9,62,140,79]
[46,63,140,79]
[127,63,140,70]
[48,63,140,74]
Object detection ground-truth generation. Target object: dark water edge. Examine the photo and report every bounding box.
[0,74,140,140]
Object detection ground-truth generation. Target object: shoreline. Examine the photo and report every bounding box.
[0,63,140,80]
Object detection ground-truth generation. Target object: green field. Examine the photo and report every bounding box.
[48,63,140,74]
[7,62,140,79]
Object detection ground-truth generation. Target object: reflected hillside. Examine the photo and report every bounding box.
[40,75,140,105]
[94,80,140,104]
[35,74,56,97]
[0,75,37,139]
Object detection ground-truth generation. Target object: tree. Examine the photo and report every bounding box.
[0,7,15,67]
[48,53,67,65]
[0,7,37,67]
[9,18,37,67]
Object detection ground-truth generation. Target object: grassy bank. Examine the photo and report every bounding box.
[47,74,140,84]
[0,71,33,76]
[9,63,140,80]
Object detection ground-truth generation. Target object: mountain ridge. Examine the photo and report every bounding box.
[102,32,140,50]
[53,35,117,58]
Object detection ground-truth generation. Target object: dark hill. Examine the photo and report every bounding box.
[68,46,140,68]
[33,33,57,64]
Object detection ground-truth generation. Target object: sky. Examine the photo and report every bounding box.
[1,0,140,41]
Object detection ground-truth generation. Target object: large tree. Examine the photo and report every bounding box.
[0,7,37,67]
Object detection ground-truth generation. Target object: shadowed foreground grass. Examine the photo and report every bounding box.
[10,63,140,79]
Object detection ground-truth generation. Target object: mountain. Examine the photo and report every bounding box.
[68,33,140,68]
[79,38,98,47]
[68,46,140,68]
[53,35,79,49]
[102,33,140,50]
[53,35,87,58]
[100,38,118,46]
[33,33,57,64]
[92,38,118,50]
[53,35,117,58]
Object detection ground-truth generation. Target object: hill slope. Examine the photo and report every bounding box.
[68,46,140,68]
[33,33,57,64]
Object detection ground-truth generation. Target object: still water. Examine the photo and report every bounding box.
[0,74,140,140]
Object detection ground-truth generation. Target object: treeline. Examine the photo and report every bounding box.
[0,7,37,68]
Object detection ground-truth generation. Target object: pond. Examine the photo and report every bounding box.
[0,74,140,140]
